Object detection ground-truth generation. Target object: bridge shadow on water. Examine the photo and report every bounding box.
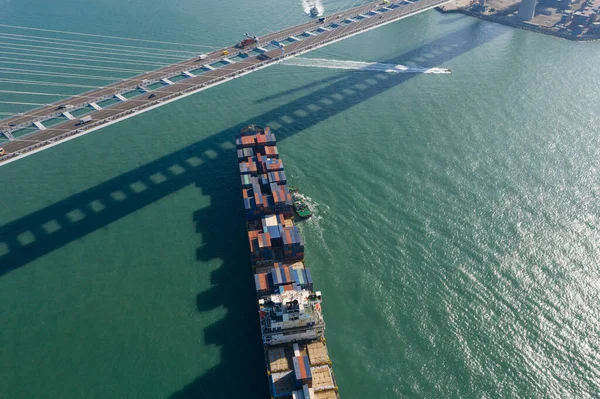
[0,22,504,398]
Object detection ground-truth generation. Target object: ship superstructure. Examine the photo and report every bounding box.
[237,125,339,399]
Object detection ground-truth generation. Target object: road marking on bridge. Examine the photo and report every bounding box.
[33,121,47,130]
[89,102,102,110]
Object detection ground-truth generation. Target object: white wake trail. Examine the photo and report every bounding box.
[301,0,325,16]
[282,57,452,74]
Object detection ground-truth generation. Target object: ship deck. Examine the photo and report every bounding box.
[267,340,337,398]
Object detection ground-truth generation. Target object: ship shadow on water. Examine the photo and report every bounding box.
[0,23,506,398]
[170,156,270,398]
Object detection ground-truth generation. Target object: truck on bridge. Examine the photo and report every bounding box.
[237,33,258,49]
[76,116,92,126]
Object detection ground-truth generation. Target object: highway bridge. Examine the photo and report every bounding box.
[0,0,449,164]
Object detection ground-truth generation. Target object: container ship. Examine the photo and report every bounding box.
[237,125,340,399]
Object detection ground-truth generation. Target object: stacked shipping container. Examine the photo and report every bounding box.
[254,265,314,297]
[237,125,292,220]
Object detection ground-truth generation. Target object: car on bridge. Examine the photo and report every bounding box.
[148,94,156,99]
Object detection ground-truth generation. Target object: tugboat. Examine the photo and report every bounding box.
[289,186,312,219]
[309,6,320,17]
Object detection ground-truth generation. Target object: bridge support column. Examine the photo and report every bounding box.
[115,94,127,102]
[183,71,195,78]
[3,131,16,141]
[89,102,102,111]
[63,112,75,120]
[161,78,174,85]
[34,121,47,131]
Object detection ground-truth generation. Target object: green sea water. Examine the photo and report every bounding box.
[1,1,600,398]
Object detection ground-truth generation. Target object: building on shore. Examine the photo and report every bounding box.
[517,0,538,21]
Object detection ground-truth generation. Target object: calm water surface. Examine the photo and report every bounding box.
[1,1,599,398]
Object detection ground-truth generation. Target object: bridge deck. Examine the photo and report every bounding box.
[0,0,449,163]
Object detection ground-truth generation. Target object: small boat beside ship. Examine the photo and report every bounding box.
[289,186,312,220]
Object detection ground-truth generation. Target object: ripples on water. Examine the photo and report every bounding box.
[1,2,599,398]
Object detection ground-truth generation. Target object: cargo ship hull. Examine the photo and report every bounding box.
[236,125,339,399]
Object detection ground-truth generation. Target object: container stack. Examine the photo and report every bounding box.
[271,265,313,292]
[292,355,313,388]
[236,128,292,219]
[254,272,272,297]
[282,226,304,261]
[247,215,304,265]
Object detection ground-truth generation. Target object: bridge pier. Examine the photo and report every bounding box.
[3,131,16,141]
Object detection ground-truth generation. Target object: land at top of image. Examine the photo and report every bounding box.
[439,0,600,39]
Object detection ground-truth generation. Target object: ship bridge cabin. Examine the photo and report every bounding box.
[259,290,325,345]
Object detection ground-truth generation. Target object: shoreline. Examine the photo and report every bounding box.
[436,6,600,42]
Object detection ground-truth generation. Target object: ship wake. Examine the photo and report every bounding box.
[282,57,452,74]
[301,0,325,16]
